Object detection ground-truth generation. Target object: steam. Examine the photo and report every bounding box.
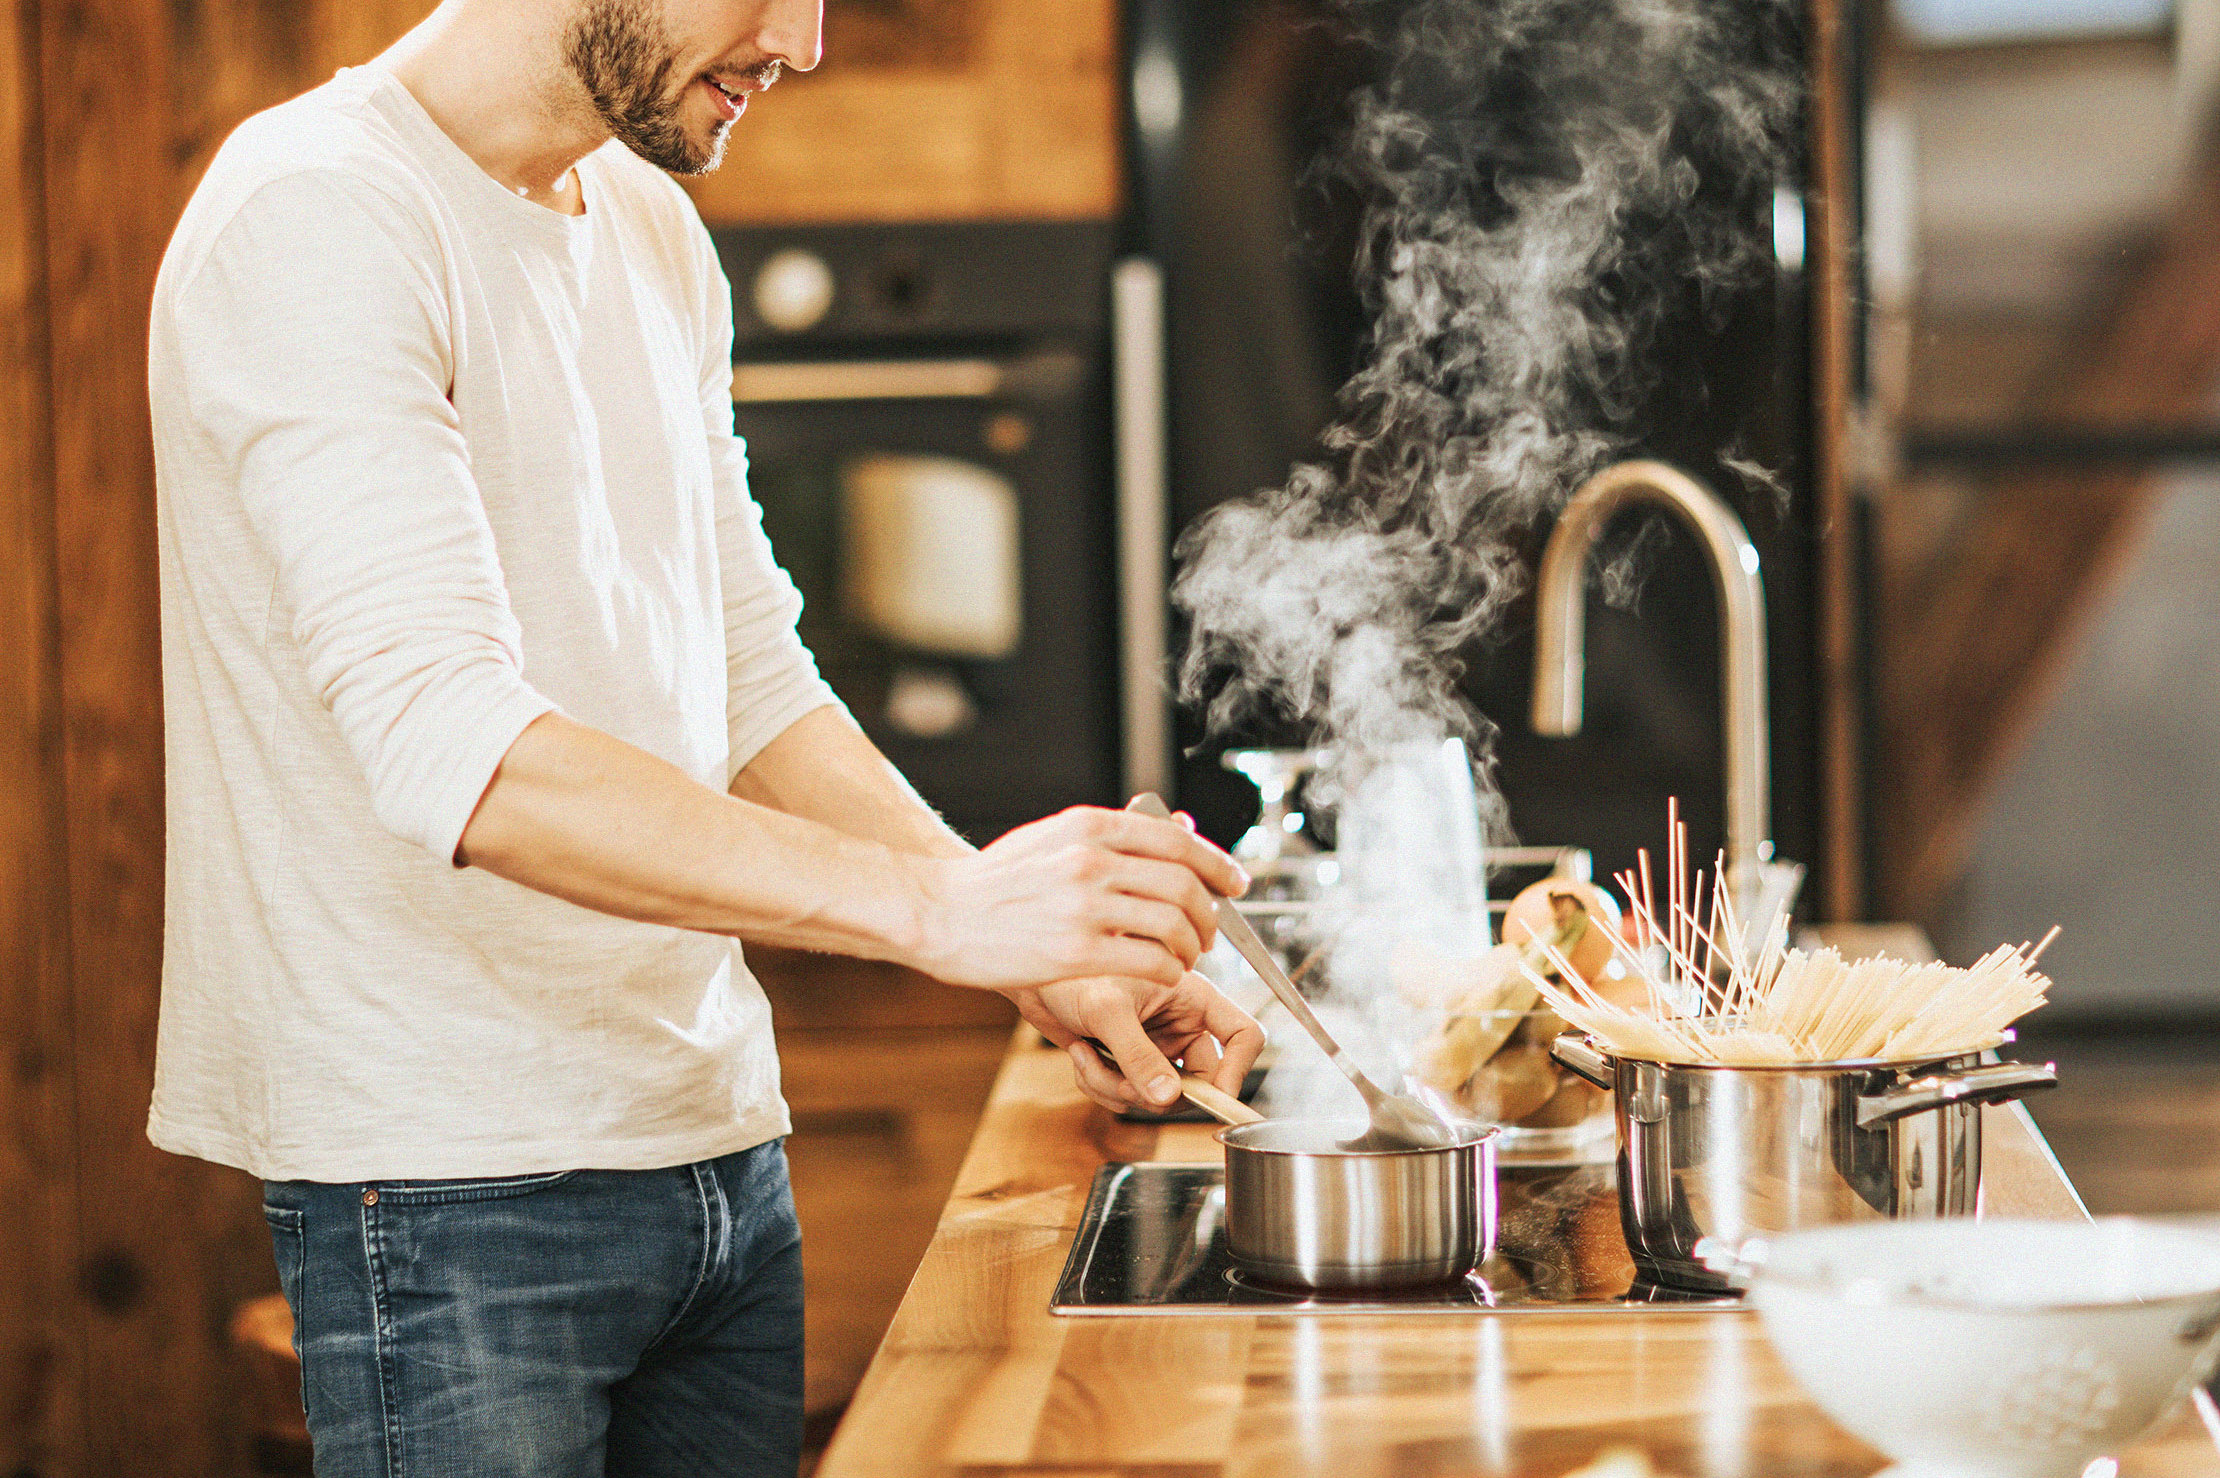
[1178,0,1801,1120]
[1172,0,1800,768]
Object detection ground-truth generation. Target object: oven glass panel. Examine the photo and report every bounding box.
[739,390,1119,842]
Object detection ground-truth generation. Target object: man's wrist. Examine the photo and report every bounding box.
[867,846,950,979]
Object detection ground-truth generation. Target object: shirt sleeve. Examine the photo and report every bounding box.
[691,222,843,784]
[167,169,557,862]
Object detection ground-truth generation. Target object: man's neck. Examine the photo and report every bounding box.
[381,1,604,214]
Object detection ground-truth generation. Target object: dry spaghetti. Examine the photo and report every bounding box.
[1528,804,2055,1065]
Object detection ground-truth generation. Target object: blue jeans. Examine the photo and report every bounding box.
[262,1141,803,1478]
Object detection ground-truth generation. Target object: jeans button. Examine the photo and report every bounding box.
[361,1188,379,1206]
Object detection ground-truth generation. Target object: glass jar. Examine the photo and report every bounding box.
[1416,1004,1613,1163]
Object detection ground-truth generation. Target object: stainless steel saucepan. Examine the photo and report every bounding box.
[1215,1118,1499,1290]
[1551,1034,2056,1292]
[1104,1054,1500,1290]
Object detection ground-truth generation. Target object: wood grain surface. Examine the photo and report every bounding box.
[685,0,1120,224]
[0,5,83,1475]
[817,1028,2220,1477]
[39,1,228,1468]
[14,5,436,1472]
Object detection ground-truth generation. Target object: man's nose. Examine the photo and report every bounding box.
[759,0,824,73]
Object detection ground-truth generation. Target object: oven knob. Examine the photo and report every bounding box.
[752,248,836,333]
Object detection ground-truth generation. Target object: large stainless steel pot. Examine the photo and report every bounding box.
[1217,1120,1499,1289]
[1551,1035,2056,1293]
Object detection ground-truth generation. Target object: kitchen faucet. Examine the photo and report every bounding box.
[1530,459,1798,931]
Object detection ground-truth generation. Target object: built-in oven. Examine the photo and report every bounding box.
[712,223,1144,842]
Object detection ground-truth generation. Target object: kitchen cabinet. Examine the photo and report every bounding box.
[685,0,1119,225]
[748,948,1016,1432]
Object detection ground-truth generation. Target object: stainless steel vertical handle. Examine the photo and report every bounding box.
[1112,257,1172,802]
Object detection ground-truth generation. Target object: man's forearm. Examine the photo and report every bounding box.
[459,706,1244,997]
[456,710,939,961]
[728,706,971,860]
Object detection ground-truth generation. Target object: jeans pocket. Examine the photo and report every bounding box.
[261,1205,307,1415]
[263,1205,306,1310]
[374,1169,579,1206]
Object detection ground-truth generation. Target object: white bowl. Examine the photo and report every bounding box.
[1744,1218,2220,1478]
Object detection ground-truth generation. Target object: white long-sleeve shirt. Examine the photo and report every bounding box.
[147,65,838,1182]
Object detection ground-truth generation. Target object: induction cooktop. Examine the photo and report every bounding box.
[1050,1161,1743,1314]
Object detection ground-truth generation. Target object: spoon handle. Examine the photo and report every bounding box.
[1179,1075,1264,1127]
[1124,793,1383,1107]
[1083,1038,1262,1126]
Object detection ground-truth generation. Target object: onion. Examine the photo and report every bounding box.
[1503,878,1623,987]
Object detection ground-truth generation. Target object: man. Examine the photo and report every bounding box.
[146,2,1264,1473]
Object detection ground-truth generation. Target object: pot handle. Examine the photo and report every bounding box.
[1692,1234,1771,1291]
[1854,1061,2057,1129]
[1550,1033,1614,1090]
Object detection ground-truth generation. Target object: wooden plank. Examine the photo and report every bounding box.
[753,945,1019,1033]
[307,0,434,82]
[779,1023,1010,1417]
[685,0,1120,225]
[39,0,193,1463]
[0,2,83,1474]
[1981,1102,2091,1221]
[33,3,425,1471]
[38,0,261,1467]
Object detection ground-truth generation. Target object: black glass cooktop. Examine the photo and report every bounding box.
[1051,1162,1742,1314]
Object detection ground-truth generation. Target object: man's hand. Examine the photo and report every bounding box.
[904,806,1249,992]
[1008,971,1266,1112]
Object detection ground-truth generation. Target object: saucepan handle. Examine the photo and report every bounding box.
[1854,1061,2057,1129]
[1549,1033,1614,1091]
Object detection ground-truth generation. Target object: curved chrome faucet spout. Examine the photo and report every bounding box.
[1530,459,1774,902]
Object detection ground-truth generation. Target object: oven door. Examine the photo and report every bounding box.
[734,367,1120,842]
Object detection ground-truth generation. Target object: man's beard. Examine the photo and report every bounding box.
[563,0,725,175]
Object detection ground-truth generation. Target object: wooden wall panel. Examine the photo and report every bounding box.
[0,1,82,1474]
[29,4,426,1472]
[687,0,1120,224]
[752,951,1015,1434]
[38,0,242,1467]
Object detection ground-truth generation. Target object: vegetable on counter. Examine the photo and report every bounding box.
[1502,877,1624,990]
[1414,878,1622,1126]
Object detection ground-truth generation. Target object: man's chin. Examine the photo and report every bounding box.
[661,103,734,175]
[605,113,732,177]
[673,122,732,176]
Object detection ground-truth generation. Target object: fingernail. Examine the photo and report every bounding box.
[1232,867,1252,895]
[1148,1075,1180,1106]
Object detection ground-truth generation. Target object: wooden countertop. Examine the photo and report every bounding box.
[819,943,2220,1475]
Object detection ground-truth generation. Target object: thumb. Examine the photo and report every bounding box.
[1093,1012,1182,1109]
